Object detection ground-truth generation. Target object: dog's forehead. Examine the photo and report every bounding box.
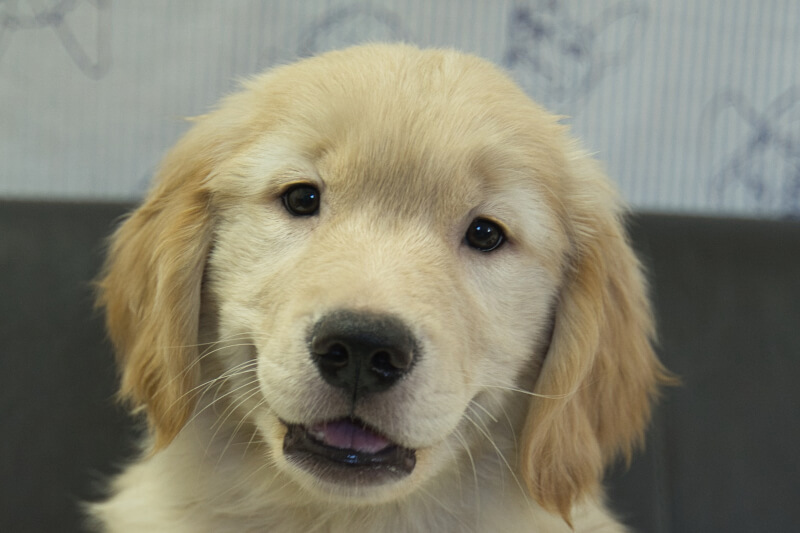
[261,53,564,216]
[314,125,485,220]
[255,115,553,231]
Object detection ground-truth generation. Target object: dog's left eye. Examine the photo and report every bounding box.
[282,184,320,216]
[465,218,505,252]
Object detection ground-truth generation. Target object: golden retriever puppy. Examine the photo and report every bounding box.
[91,44,669,532]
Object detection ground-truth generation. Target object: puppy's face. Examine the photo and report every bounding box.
[204,58,570,500]
[100,45,665,518]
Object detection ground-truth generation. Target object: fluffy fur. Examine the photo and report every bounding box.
[90,44,669,532]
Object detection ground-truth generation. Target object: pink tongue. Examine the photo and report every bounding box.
[309,419,391,454]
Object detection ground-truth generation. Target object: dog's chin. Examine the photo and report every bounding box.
[281,417,417,491]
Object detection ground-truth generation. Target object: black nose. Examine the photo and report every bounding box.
[309,311,418,398]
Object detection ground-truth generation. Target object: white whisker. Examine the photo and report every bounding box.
[207,384,262,461]
[452,427,480,514]
[149,336,259,411]
[479,383,578,400]
[216,396,267,468]
[487,388,519,453]
[467,398,499,423]
[185,374,259,429]
[173,358,258,414]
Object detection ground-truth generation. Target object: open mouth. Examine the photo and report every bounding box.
[283,417,416,484]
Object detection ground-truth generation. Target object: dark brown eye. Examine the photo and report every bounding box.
[282,184,320,216]
[465,218,505,252]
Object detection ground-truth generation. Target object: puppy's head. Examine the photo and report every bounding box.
[98,44,668,519]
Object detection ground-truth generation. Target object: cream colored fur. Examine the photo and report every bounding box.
[91,44,669,532]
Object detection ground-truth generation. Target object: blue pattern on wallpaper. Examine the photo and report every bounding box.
[0,0,111,79]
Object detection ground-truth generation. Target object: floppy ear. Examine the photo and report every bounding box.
[96,126,219,450]
[520,156,671,522]
[96,74,281,450]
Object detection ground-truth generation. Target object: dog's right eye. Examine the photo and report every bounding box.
[282,184,320,216]
[465,217,505,252]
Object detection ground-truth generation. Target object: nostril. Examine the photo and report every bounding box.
[321,343,349,367]
[371,350,391,369]
[312,341,350,376]
[370,349,411,379]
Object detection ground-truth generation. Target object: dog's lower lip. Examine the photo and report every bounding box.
[282,418,416,483]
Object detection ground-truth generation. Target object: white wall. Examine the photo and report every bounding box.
[1,0,798,217]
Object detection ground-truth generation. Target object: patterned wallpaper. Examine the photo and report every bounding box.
[1,0,798,217]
